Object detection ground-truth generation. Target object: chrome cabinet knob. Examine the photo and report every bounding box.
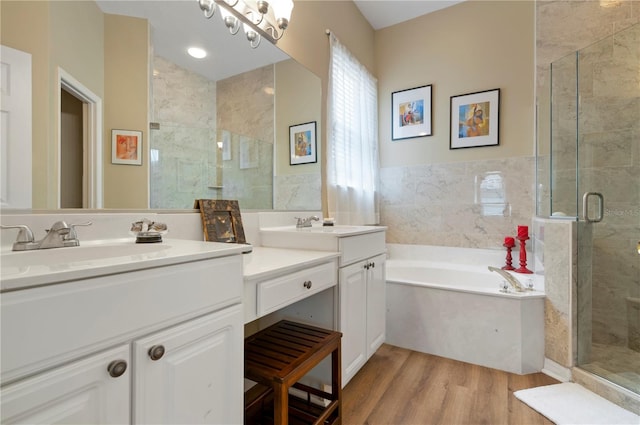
[107,360,127,378]
[148,345,166,361]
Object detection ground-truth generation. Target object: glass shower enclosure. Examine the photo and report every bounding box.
[549,23,639,395]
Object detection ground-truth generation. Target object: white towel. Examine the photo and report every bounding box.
[514,383,639,425]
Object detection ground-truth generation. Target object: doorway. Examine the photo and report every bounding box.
[60,88,83,208]
[58,69,103,209]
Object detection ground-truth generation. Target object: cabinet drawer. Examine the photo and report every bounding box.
[339,231,386,267]
[257,262,336,317]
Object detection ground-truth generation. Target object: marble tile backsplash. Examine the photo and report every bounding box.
[380,156,535,249]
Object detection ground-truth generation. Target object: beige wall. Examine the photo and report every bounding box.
[275,59,321,177]
[1,1,148,209]
[103,14,149,208]
[372,1,536,249]
[1,0,104,209]
[377,0,535,168]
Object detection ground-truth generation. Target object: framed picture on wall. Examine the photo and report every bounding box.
[450,88,500,149]
[391,84,432,141]
[289,121,317,165]
[111,129,142,165]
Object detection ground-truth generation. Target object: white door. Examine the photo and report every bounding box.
[339,260,368,387]
[0,45,32,209]
[0,345,130,424]
[366,254,386,358]
[133,305,243,424]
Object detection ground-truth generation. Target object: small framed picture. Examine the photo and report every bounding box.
[450,88,500,149]
[194,199,247,244]
[391,85,432,141]
[289,121,317,165]
[111,129,142,165]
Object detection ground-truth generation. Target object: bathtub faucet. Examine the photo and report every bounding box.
[488,266,525,292]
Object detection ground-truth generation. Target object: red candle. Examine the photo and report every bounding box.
[517,225,528,239]
[504,236,515,247]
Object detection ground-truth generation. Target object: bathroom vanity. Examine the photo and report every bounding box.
[259,224,387,387]
[1,239,246,424]
[0,212,387,423]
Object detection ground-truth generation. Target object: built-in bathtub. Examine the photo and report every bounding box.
[385,243,545,375]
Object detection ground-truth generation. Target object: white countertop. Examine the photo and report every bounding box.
[243,246,340,281]
[260,224,387,236]
[1,238,247,292]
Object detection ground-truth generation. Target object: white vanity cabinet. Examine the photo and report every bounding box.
[133,305,243,424]
[338,233,386,386]
[1,245,245,425]
[1,345,131,424]
[259,226,386,388]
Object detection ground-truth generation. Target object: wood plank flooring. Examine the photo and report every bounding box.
[342,344,559,425]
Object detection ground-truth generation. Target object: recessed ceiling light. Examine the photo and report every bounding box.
[187,47,207,59]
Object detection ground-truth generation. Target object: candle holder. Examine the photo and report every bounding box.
[502,242,515,271]
[514,236,533,274]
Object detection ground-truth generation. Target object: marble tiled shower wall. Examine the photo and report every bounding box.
[217,66,274,209]
[544,21,640,349]
[578,23,640,347]
[380,156,535,249]
[150,57,275,209]
[536,0,640,375]
[150,56,218,209]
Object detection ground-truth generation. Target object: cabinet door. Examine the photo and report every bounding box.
[133,304,243,425]
[366,254,386,358]
[1,345,130,424]
[339,260,368,387]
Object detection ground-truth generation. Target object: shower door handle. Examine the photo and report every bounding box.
[582,192,604,223]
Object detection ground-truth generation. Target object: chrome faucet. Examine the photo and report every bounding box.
[38,221,72,249]
[295,215,320,228]
[1,221,92,251]
[488,266,526,292]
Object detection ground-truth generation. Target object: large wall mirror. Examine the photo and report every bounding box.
[1,0,321,212]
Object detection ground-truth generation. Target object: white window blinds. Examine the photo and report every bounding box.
[327,33,380,225]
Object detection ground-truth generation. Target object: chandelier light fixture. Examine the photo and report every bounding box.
[198,0,294,48]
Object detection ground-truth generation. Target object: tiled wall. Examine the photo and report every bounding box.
[216,66,275,209]
[150,56,218,209]
[380,156,535,249]
[536,0,640,369]
[274,173,321,211]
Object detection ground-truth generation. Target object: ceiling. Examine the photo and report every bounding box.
[95,0,464,82]
[354,0,465,30]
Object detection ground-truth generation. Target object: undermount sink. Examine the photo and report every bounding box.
[260,225,368,235]
[259,224,387,253]
[1,238,247,292]
[2,240,168,269]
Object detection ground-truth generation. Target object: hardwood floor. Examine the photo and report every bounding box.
[342,344,559,425]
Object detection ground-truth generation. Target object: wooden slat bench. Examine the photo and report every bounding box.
[244,320,342,425]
